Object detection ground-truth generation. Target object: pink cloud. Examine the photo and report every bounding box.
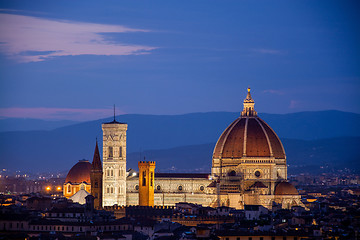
[262,89,284,95]
[289,100,301,109]
[0,107,125,121]
[0,13,157,62]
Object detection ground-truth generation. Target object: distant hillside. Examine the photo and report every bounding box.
[261,111,360,140]
[126,137,360,174]
[0,118,78,132]
[0,110,359,172]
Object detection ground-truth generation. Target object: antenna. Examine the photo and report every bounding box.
[113,104,116,121]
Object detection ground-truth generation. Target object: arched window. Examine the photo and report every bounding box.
[119,146,122,157]
[108,146,113,158]
[67,185,71,193]
[142,171,146,186]
[150,172,153,187]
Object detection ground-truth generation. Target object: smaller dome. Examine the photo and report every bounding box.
[65,160,91,184]
[274,182,298,195]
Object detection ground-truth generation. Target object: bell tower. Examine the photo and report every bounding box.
[90,141,103,209]
[138,161,156,207]
[102,114,128,207]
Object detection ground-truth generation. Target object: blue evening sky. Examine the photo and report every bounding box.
[0,0,359,121]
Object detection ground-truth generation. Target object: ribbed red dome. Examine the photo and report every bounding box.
[274,182,298,195]
[65,160,91,184]
[213,117,285,159]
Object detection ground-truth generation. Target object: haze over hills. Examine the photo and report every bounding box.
[0,118,78,132]
[127,137,360,174]
[0,110,359,173]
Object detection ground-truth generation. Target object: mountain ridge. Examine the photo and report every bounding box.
[0,110,359,173]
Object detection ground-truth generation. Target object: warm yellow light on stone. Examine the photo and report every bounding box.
[138,161,156,207]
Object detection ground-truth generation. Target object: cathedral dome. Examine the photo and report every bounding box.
[65,160,91,184]
[274,181,298,195]
[213,88,285,159]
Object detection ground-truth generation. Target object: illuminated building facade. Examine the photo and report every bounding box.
[102,119,128,207]
[65,88,303,209]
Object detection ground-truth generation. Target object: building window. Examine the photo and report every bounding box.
[260,237,264,240]
[255,170,261,178]
[150,172,153,187]
[94,181,98,187]
[178,185,183,191]
[135,185,139,191]
[156,185,161,191]
[119,146,122,157]
[111,169,114,176]
[107,187,109,193]
[111,187,114,193]
[108,146,113,158]
[67,185,71,193]
[200,186,204,191]
[142,171,146,186]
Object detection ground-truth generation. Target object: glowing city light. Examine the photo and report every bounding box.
[46,186,51,191]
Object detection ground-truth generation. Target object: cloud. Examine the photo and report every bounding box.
[289,100,301,109]
[262,89,284,95]
[0,13,156,62]
[251,48,285,55]
[0,107,124,121]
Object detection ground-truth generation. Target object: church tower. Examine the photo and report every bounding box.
[90,141,103,209]
[138,161,156,207]
[102,117,128,207]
